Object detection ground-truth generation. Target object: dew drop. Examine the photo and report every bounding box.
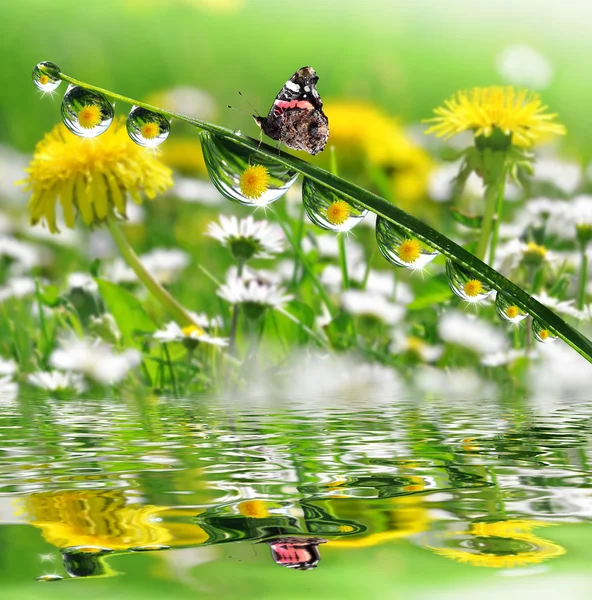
[61,85,114,138]
[533,320,557,344]
[200,132,298,207]
[36,574,63,582]
[446,260,494,302]
[32,61,61,92]
[129,544,171,552]
[302,178,367,232]
[495,293,528,324]
[126,106,170,148]
[376,217,439,269]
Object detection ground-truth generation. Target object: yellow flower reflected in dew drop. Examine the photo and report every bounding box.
[326,200,351,226]
[398,239,422,264]
[78,104,103,130]
[505,305,520,320]
[141,121,161,140]
[239,164,270,199]
[23,118,173,233]
[38,74,50,86]
[424,86,566,147]
[463,279,483,298]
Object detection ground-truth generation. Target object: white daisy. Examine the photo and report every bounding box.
[439,311,507,356]
[532,157,582,195]
[533,291,587,320]
[0,357,16,376]
[415,366,498,401]
[67,272,98,292]
[153,322,228,347]
[341,290,404,325]
[496,44,553,90]
[218,275,293,318]
[0,276,36,302]
[50,337,141,385]
[207,215,284,261]
[481,348,530,367]
[173,176,224,205]
[390,332,443,362]
[28,370,86,393]
[0,236,42,271]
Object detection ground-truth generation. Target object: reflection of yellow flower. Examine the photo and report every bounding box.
[24,118,172,233]
[239,164,270,199]
[325,102,432,205]
[18,491,208,550]
[327,200,351,226]
[430,520,565,569]
[238,500,270,519]
[425,87,566,147]
[398,239,422,264]
[463,279,483,298]
[78,105,103,130]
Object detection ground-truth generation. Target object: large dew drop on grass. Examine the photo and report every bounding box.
[446,260,494,303]
[303,178,367,232]
[376,217,439,269]
[533,320,557,344]
[32,61,62,92]
[495,293,528,324]
[61,85,114,138]
[200,132,298,207]
[126,106,170,148]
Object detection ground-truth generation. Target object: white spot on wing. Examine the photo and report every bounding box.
[285,81,300,92]
[304,85,311,92]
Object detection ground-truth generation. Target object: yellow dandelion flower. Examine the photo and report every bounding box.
[398,239,422,264]
[239,164,270,199]
[238,500,270,519]
[326,200,351,226]
[78,105,103,130]
[505,305,520,320]
[39,74,50,86]
[23,118,173,233]
[463,279,483,297]
[140,121,160,140]
[538,329,550,341]
[424,86,566,148]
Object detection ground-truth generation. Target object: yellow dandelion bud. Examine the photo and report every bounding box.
[239,164,270,199]
[140,122,160,140]
[78,105,103,130]
[463,279,483,297]
[23,118,173,233]
[398,239,422,264]
[505,305,520,320]
[326,200,351,226]
[424,86,566,147]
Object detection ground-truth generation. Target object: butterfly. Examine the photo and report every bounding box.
[253,66,329,155]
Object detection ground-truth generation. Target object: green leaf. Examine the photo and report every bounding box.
[96,278,156,347]
[450,208,483,229]
[325,312,356,350]
[407,275,453,311]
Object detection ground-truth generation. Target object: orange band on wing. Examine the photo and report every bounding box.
[275,99,314,110]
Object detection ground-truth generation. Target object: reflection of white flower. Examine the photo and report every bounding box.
[0,376,18,403]
[218,275,292,310]
[0,358,16,376]
[481,349,529,367]
[416,366,497,401]
[153,322,228,347]
[439,311,507,355]
[28,370,86,393]
[342,290,404,325]
[207,215,284,259]
[50,337,141,385]
[496,44,553,90]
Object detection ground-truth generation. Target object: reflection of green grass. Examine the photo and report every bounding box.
[3,0,592,156]
[3,524,592,599]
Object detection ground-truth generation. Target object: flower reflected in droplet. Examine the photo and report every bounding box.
[239,164,270,199]
[78,105,103,130]
[326,200,351,226]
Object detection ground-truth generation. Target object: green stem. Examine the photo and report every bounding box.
[163,342,178,397]
[106,214,204,333]
[488,177,506,266]
[578,244,588,311]
[476,183,498,262]
[229,261,244,355]
[290,200,306,287]
[53,70,592,365]
[338,235,350,290]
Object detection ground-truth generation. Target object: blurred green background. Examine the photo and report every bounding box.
[3,0,592,157]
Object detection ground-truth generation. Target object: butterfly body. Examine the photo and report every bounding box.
[254,66,329,155]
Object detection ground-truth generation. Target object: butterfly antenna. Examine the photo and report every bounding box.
[238,91,261,117]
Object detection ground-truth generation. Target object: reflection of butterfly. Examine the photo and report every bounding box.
[254,67,329,155]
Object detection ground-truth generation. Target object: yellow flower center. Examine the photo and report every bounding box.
[326,200,351,226]
[406,336,424,354]
[39,74,50,86]
[182,324,201,337]
[238,500,269,519]
[539,329,550,340]
[463,279,483,297]
[524,241,547,259]
[78,105,103,130]
[140,122,160,140]
[239,164,270,199]
[505,305,520,320]
[398,239,422,264]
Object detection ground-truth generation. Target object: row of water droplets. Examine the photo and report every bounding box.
[33,61,556,345]
[33,62,170,147]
